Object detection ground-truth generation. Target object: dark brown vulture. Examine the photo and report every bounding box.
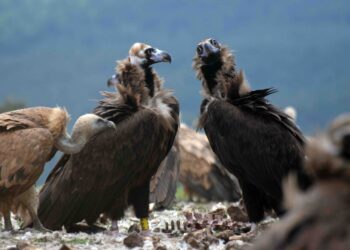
[149,137,180,210]
[193,38,310,223]
[249,115,350,250]
[178,124,241,201]
[0,107,114,231]
[38,43,179,232]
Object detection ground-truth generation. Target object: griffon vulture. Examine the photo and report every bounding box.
[178,124,241,201]
[38,43,179,232]
[0,107,114,231]
[249,115,350,250]
[193,38,310,223]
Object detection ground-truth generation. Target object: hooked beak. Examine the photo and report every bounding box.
[107,74,118,87]
[197,41,221,65]
[149,48,172,64]
[107,120,117,130]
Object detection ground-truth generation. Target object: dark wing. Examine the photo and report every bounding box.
[203,99,305,199]
[149,139,180,209]
[38,107,176,230]
[229,88,305,144]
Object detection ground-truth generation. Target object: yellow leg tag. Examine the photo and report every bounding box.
[140,217,149,231]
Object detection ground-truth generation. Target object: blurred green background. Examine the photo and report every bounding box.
[0,0,349,183]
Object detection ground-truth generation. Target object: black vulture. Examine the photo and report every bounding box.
[38,43,179,232]
[193,38,310,223]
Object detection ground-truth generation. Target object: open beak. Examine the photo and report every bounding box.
[150,48,172,64]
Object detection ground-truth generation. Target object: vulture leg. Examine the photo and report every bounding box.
[26,205,50,232]
[268,196,286,217]
[3,210,13,231]
[111,220,119,232]
[128,179,151,231]
[240,180,265,223]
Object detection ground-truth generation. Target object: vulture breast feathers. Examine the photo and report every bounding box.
[38,43,179,230]
[194,38,310,223]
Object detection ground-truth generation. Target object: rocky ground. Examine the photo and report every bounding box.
[0,202,276,250]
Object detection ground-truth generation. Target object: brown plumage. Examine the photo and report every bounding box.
[0,107,114,231]
[194,38,310,223]
[249,115,350,250]
[12,186,39,229]
[178,124,241,201]
[38,43,179,231]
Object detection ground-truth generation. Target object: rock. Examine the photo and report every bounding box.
[8,242,41,250]
[155,244,167,250]
[123,232,144,248]
[187,237,208,249]
[128,223,141,233]
[227,205,248,222]
[208,208,226,220]
[225,240,249,250]
[152,235,161,245]
[59,245,74,250]
[216,229,236,242]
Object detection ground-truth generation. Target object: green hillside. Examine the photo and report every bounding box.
[0,1,349,184]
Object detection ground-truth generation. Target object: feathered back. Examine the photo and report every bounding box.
[229,88,305,144]
[0,107,69,140]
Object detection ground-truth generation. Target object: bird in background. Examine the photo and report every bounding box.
[0,107,114,231]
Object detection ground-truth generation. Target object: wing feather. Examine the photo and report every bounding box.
[203,100,304,199]
[0,128,53,196]
[149,140,180,209]
[38,107,178,229]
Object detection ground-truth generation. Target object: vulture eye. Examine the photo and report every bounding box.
[97,118,105,124]
[210,39,219,47]
[197,45,203,55]
[144,48,155,56]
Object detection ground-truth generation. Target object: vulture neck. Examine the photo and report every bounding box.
[55,129,89,155]
[142,65,155,97]
[200,60,223,95]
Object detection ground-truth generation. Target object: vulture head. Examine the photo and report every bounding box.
[107,43,172,87]
[129,42,172,66]
[55,114,116,154]
[196,38,222,65]
[71,114,116,138]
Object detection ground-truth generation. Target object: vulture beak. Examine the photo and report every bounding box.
[107,74,118,87]
[197,39,221,64]
[149,48,172,64]
[107,120,117,130]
